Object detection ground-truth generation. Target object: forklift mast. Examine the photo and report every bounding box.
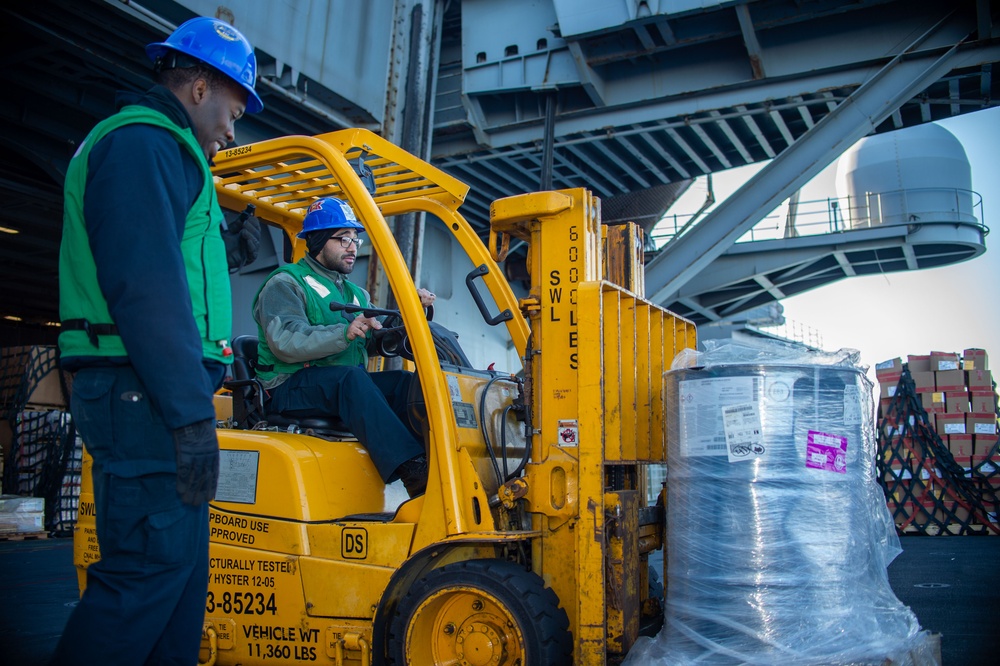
[491,190,695,662]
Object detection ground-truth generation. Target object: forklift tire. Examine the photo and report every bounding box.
[386,558,572,666]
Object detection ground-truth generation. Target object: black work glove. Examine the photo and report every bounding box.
[172,418,220,505]
[223,207,261,271]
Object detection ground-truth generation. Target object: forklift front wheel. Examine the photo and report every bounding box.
[386,559,571,666]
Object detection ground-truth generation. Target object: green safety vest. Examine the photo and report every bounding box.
[59,105,232,364]
[253,260,370,382]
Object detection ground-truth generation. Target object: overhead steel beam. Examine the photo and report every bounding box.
[902,242,919,269]
[690,123,732,169]
[833,250,858,276]
[794,97,816,129]
[563,143,628,191]
[567,40,607,107]
[710,110,754,164]
[665,127,712,174]
[618,134,671,183]
[556,153,615,196]
[590,136,651,188]
[654,19,677,47]
[736,3,766,80]
[644,16,999,306]
[737,105,776,157]
[769,107,795,146]
[634,130,691,179]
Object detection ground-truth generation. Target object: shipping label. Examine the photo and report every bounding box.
[677,373,797,457]
[722,403,765,462]
[805,430,848,474]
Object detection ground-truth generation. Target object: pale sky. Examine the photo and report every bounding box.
[661,106,1000,375]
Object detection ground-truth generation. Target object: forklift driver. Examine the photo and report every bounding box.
[252,197,432,498]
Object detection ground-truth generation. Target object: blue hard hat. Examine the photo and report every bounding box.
[297,198,365,238]
[146,17,264,114]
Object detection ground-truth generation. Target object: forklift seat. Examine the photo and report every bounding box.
[225,334,353,436]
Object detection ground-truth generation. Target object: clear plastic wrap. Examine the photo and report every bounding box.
[627,339,938,665]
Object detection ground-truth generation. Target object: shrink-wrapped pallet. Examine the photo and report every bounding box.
[626,340,938,666]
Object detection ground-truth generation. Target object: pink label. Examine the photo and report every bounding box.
[805,430,847,473]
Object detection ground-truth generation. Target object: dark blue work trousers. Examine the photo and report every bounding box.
[50,366,209,666]
[267,365,424,482]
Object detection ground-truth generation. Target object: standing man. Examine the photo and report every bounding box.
[52,16,263,665]
[253,197,431,498]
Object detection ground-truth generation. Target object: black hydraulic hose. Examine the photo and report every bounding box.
[500,404,511,480]
[479,375,506,484]
[479,374,521,485]
[507,401,532,481]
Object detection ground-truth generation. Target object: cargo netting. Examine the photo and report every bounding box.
[1,346,81,537]
[877,370,1000,536]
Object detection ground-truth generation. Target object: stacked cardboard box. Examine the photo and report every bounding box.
[1,345,82,534]
[5,409,83,534]
[0,345,70,411]
[875,357,904,412]
[877,347,998,534]
[0,495,45,534]
[890,349,999,469]
[51,430,84,536]
[1,345,71,489]
[11,410,68,494]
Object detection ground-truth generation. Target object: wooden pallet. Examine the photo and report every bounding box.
[898,522,997,536]
[0,531,48,542]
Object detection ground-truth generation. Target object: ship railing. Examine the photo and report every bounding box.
[651,187,986,247]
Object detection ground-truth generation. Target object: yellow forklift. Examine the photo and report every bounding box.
[73,129,695,665]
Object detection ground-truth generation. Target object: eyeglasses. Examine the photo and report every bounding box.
[334,236,364,249]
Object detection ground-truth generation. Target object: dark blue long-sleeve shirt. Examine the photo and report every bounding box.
[62,86,226,429]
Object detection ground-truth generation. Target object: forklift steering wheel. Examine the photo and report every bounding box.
[372,305,433,361]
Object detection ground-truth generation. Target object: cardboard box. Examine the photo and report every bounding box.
[947,434,973,457]
[931,351,961,372]
[970,391,997,414]
[875,357,903,379]
[966,369,993,391]
[973,434,998,457]
[945,393,970,413]
[973,455,998,474]
[963,348,989,371]
[0,346,70,409]
[52,471,82,535]
[936,412,966,436]
[921,392,946,412]
[886,497,914,519]
[907,355,931,373]
[884,472,924,503]
[10,409,72,494]
[935,369,966,392]
[967,413,998,436]
[879,381,900,400]
[936,502,971,526]
[911,371,936,393]
[950,455,972,472]
[0,494,45,533]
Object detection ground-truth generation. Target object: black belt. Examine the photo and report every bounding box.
[61,319,119,348]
